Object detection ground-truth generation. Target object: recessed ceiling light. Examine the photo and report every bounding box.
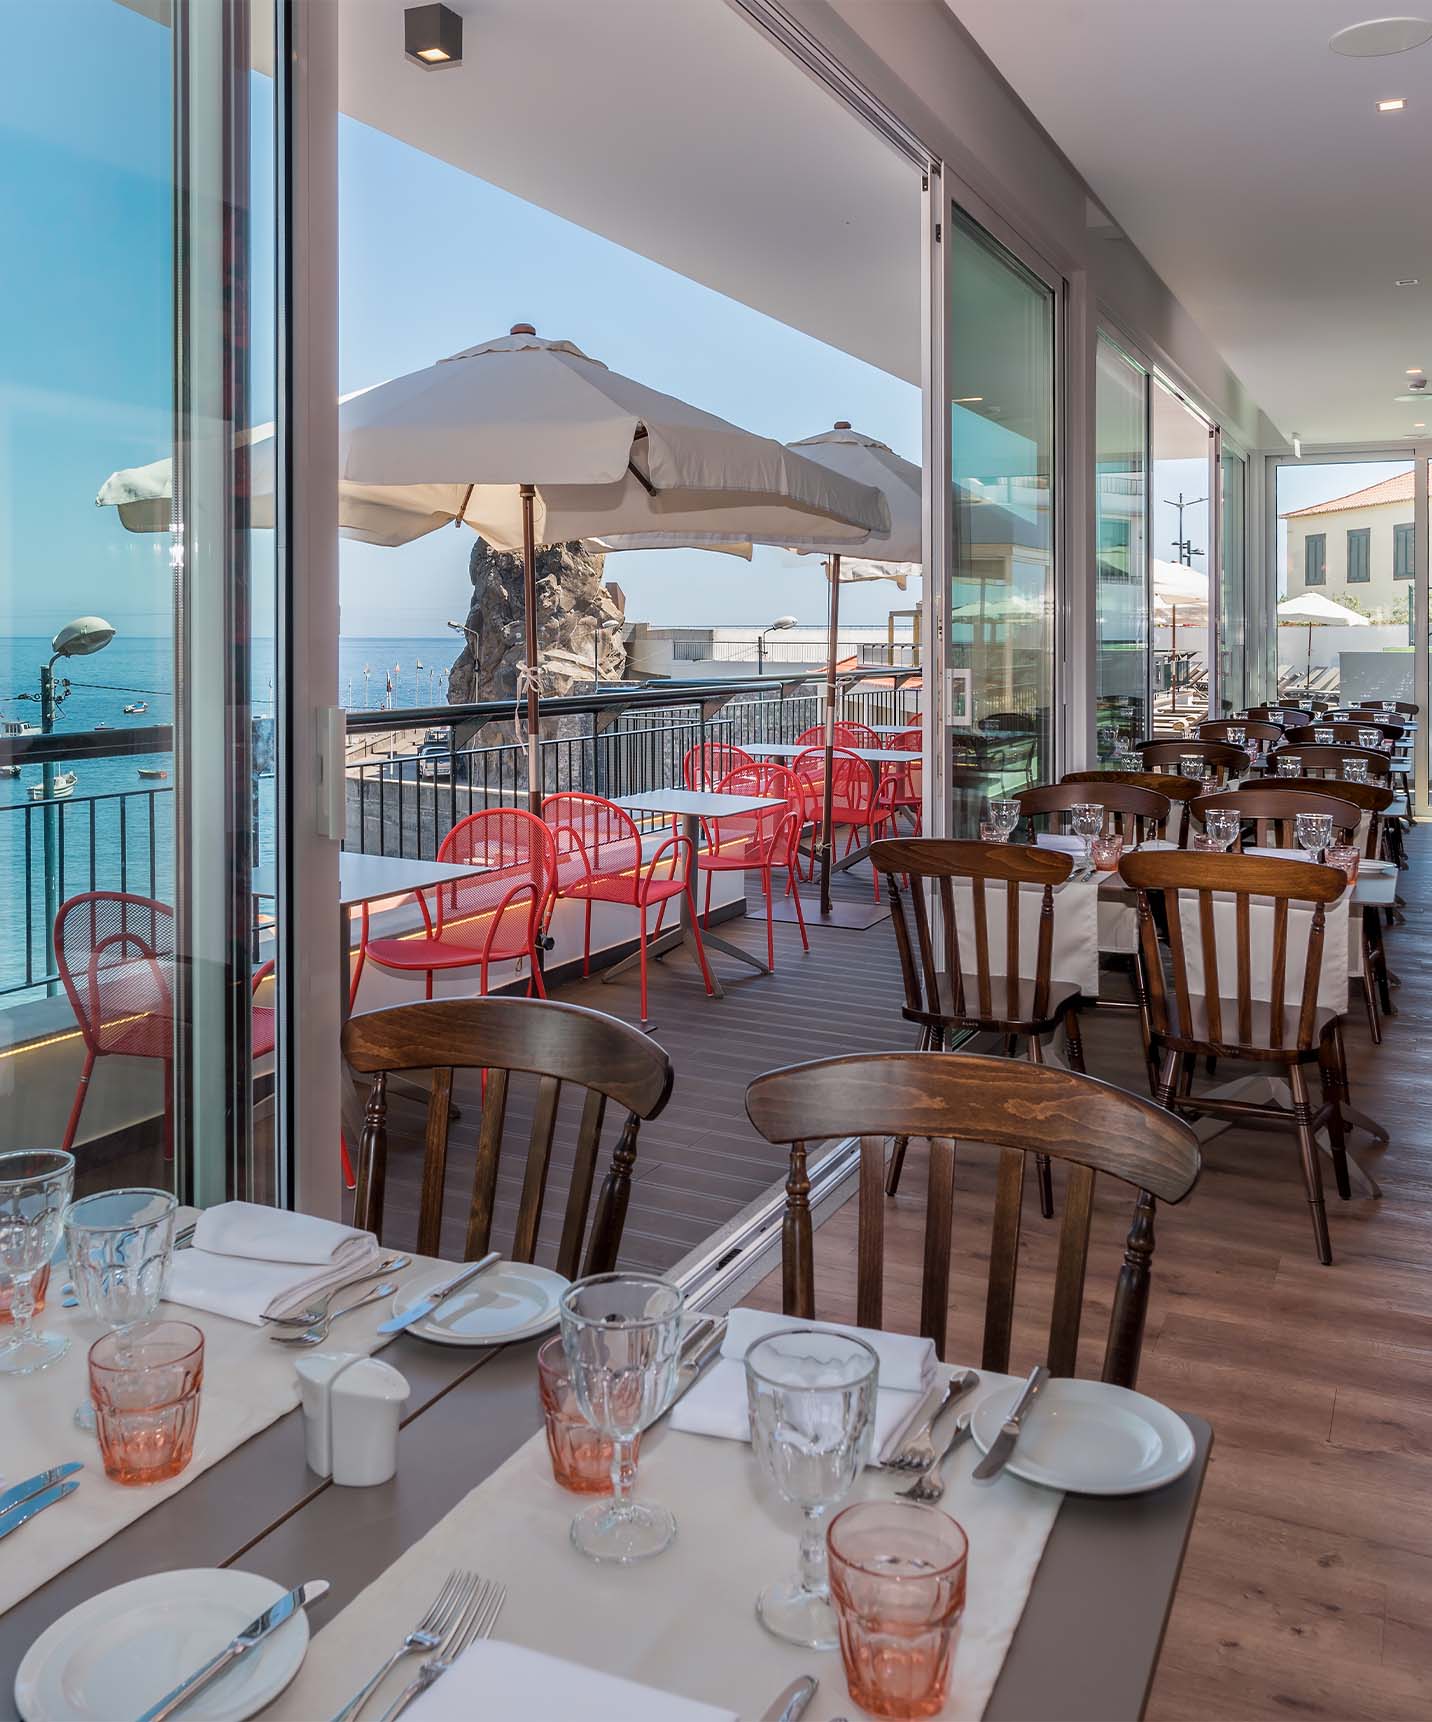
[953,396,984,405]
[1378,97,1409,110]
[1416,421,1427,429]
[1409,368,1425,375]
[1394,394,1423,402]
[1330,18,1432,57]
[1396,278,1421,287]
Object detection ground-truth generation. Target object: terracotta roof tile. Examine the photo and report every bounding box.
[1281,471,1414,517]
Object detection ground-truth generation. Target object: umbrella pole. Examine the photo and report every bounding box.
[1307,621,1313,701]
[820,556,840,918]
[520,482,542,816]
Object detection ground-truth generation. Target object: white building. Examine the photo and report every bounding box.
[1282,471,1416,623]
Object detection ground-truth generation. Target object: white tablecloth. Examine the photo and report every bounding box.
[269,1368,1063,1722]
[951,875,1102,996]
[0,1213,442,1616]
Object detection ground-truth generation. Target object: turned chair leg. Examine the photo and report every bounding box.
[1288,1063,1333,1266]
[1025,1033,1056,1219]
[1317,1040,1353,1202]
[885,1024,936,1197]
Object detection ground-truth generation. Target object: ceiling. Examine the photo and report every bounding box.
[949,0,1432,445]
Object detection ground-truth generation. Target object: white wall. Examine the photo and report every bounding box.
[1285,504,1413,622]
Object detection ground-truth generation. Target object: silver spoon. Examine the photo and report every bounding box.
[263,1256,411,1326]
[269,1280,399,1346]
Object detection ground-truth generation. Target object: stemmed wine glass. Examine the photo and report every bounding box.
[987,798,1020,842]
[64,1188,178,1429]
[745,1328,878,1650]
[0,1151,75,1376]
[1294,811,1335,862]
[1069,802,1104,869]
[558,1272,684,1564]
[1202,808,1241,852]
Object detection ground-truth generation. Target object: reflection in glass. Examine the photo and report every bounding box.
[1095,337,1148,759]
[1218,449,1247,712]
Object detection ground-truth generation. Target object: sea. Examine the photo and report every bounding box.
[0,635,460,996]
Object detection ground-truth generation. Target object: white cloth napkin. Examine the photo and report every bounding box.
[1246,845,1312,862]
[406,1640,737,1722]
[667,1307,935,1458]
[164,1201,380,1324]
[1034,832,1085,856]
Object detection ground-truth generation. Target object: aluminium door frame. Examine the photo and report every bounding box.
[1092,323,1155,754]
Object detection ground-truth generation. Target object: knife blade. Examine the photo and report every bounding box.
[759,1674,818,1722]
[374,1251,501,1335]
[0,1461,83,1521]
[134,1579,330,1722]
[654,1314,728,1423]
[972,1363,1049,1481]
[0,1479,78,1542]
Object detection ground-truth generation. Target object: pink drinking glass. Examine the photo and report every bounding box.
[1325,844,1360,884]
[1090,834,1123,872]
[828,1500,969,1720]
[89,1321,203,1485]
[537,1334,639,1495]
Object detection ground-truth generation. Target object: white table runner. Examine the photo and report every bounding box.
[0,1216,442,1616]
[270,1368,1062,1722]
[951,875,1102,996]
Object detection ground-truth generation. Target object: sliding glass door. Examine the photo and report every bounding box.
[1216,445,1248,713]
[1094,335,1149,758]
[946,206,1057,832]
[1151,381,1215,730]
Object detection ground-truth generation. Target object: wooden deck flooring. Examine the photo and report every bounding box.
[738,834,1432,1720]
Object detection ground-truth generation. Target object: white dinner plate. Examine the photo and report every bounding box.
[969,1378,1195,1496]
[1359,859,1397,876]
[391,1260,569,1345]
[15,1569,309,1722]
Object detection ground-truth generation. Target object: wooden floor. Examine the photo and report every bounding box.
[739,834,1432,1720]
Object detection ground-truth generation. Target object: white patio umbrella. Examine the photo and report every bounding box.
[1277,590,1369,697]
[1153,558,1209,702]
[98,327,890,811]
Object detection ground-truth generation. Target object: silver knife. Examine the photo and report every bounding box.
[0,1479,78,1541]
[972,1364,1049,1481]
[0,1461,83,1522]
[759,1674,817,1722]
[655,1315,728,1422]
[375,1251,500,1335]
[135,1579,330,1722]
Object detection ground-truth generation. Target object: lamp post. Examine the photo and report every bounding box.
[39,617,116,992]
[757,615,798,675]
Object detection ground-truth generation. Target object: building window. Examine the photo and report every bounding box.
[1395,521,1415,579]
[1346,528,1371,583]
[1304,534,1326,585]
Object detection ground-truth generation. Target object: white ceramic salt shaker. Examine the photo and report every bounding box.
[294,1350,362,1479]
[330,1356,410,1486]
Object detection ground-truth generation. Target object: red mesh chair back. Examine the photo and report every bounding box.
[711,764,800,862]
[55,892,174,1060]
[795,722,879,751]
[434,808,556,940]
[793,746,874,819]
[542,793,647,884]
[682,741,754,792]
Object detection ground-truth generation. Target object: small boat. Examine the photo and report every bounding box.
[94,722,113,731]
[137,767,168,781]
[123,702,148,715]
[29,771,77,801]
[0,764,20,779]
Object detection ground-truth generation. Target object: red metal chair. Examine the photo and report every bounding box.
[54,891,276,1158]
[795,721,881,751]
[699,764,809,966]
[682,740,754,791]
[793,746,901,899]
[358,808,556,1002]
[888,728,922,832]
[543,793,713,1023]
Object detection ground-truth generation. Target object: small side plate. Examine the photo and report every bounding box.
[390,1261,569,1346]
[969,1378,1195,1496]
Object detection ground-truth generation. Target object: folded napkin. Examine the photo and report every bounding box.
[406,1640,737,1722]
[1247,846,1313,863]
[1034,833,1085,856]
[164,1201,380,1325]
[667,1307,935,1459]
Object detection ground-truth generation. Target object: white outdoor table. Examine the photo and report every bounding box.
[870,722,922,737]
[751,739,911,764]
[606,788,787,999]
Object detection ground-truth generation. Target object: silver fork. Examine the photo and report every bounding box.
[884,1370,978,1471]
[326,1569,478,1722]
[269,1281,399,1346]
[897,1411,973,1505]
[376,1576,506,1722]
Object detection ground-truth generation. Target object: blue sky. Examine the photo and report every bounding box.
[2,0,920,643]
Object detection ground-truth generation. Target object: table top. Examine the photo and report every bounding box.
[611,788,787,817]
[752,740,910,763]
[252,851,489,906]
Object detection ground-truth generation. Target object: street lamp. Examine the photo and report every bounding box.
[757,615,798,675]
[40,616,116,991]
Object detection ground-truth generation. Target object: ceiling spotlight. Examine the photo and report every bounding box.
[1408,367,1425,375]
[1416,421,1427,429]
[404,4,462,68]
[1330,18,1432,57]
[1395,278,1421,287]
[1377,97,1408,111]
[1292,433,1303,459]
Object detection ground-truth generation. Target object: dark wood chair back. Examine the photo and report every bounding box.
[1247,705,1314,727]
[1191,787,1360,851]
[745,1052,1199,1384]
[1120,850,1346,1055]
[1283,722,1402,747]
[1198,718,1284,746]
[1268,744,1390,781]
[869,837,1072,1029]
[1352,699,1418,716]
[343,997,673,1270]
[1014,781,1170,845]
[1136,739,1250,784]
[1249,775,1392,856]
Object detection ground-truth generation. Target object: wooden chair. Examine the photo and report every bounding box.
[1060,769,1198,845]
[870,837,1087,1217]
[1352,699,1418,717]
[1014,781,1171,845]
[745,1052,1200,1384]
[1247,704,1316,727]
[1136,739,1250,785]
[1190,786,1360,852]
[1267,743,1390,783]
[1121,850,1356,1264]
[1283,721,1402,747]
[343,997,674,1268]
[1198,718,1284,748]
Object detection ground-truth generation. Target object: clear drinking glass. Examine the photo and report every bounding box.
[64,1189,178,1429]
[987,798,1020,841]
[745,1328,879,1650]
[0,1150,75,1375]
[1314,728,1334,744]
[1203,808,1241,852]
[558,1272,684,1564]
[1225,725,1246,747]
[1342,757,1368,784]
[1276,754,1302,779]
[89,1320,203,1485]
[1178,752,1205,783]
[1294,812,1335,859]
[828,1500,970,1720]
[1069,802,1104,867]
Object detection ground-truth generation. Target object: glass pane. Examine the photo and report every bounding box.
[1095,336,1148,759]
[948,208,1055,832]
[1217,449,1247,713]
[1276,459,1415,705]
[0,0,278,1205]
[1152,381,1212,728]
